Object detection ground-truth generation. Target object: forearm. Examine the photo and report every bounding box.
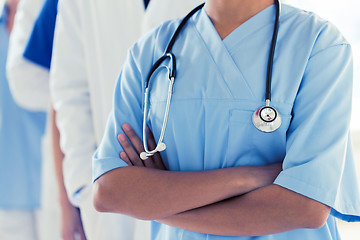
[157,184,330,236]
[51,107,69,205]
[94,164,280,220]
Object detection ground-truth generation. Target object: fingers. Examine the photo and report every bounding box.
[122,123,159,168]
[119,151,132,166]
[118,132,144,167]
[118,123,166,170]
[122,123,144,153]
[146,126,166,170]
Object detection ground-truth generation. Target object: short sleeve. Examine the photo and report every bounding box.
[274,42,360,222]
[92,49,145,181]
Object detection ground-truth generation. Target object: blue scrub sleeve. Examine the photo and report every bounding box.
[93,25,164,181]
[274,42,360,222]
[93,49,145,181]
[23,0,58,69]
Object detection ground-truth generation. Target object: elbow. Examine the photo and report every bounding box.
[93,178,115,213]
[302,202,331,229]
[93,179,154,220]
[92,169,160,221]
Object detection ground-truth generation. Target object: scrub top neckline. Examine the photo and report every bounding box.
[222,4,277,51]
[195,4,277,52]
[190,9,256,100]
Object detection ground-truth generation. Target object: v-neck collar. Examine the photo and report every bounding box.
[190,6,278,100]
[194,4,277,49]
[222,4,277,51]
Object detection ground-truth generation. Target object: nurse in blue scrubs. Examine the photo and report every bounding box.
[0,2,46,239]
[93,0,360,239]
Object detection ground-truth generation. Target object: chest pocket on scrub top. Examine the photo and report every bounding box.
[224,108,291,168]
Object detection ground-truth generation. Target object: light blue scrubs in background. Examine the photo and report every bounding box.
[0,7,46,210]
[93,4,360,240]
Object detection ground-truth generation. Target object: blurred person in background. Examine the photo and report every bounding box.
[6,0,85,238]
[0,0,46,239]
[50,0,203,239]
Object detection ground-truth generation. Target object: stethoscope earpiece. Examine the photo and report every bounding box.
[140,152,149,160]
[156,142,167,152]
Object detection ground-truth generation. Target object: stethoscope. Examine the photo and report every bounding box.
[140,0,281,160]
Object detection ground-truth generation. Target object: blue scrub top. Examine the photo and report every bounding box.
[94,4,360,240]
[23,0,58,69]
[0,8,46,209]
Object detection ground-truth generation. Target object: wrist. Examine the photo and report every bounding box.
[231,164,281,193]
[253,163,282,188]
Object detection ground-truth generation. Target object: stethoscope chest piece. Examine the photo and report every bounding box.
[252,104,281,133]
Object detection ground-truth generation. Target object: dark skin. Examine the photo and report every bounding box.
[118,125,166,170]
[93,0,330,235]
[108,124,330,236]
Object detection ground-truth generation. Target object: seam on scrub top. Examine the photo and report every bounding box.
[222,44,256,98]
[129,48,145,109]
[309,43,350,60]
[149,98,293,108]
[134,21,166,108]
[188,19,234,98]
[276,171,335,198]
[226,4,305,53]
[227,22,274,54]
[277,172,360,210]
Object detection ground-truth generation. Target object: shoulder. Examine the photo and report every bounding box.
[281,4,349,56]
[130,18,183,67]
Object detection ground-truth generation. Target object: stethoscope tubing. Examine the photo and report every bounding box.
[266,0,281,102]
[141,0,281,159]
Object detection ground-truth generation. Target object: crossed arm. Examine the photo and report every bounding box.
[93,124,330,236]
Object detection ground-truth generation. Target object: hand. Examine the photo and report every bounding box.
[60,200,87,240]
[118,123,166,170]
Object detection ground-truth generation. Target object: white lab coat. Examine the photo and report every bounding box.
[50,0,203,239]
[6,0,50,111]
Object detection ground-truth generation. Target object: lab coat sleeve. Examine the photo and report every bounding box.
[6,0,50,112]
[274,32,360,221]
[50,0,94,204]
